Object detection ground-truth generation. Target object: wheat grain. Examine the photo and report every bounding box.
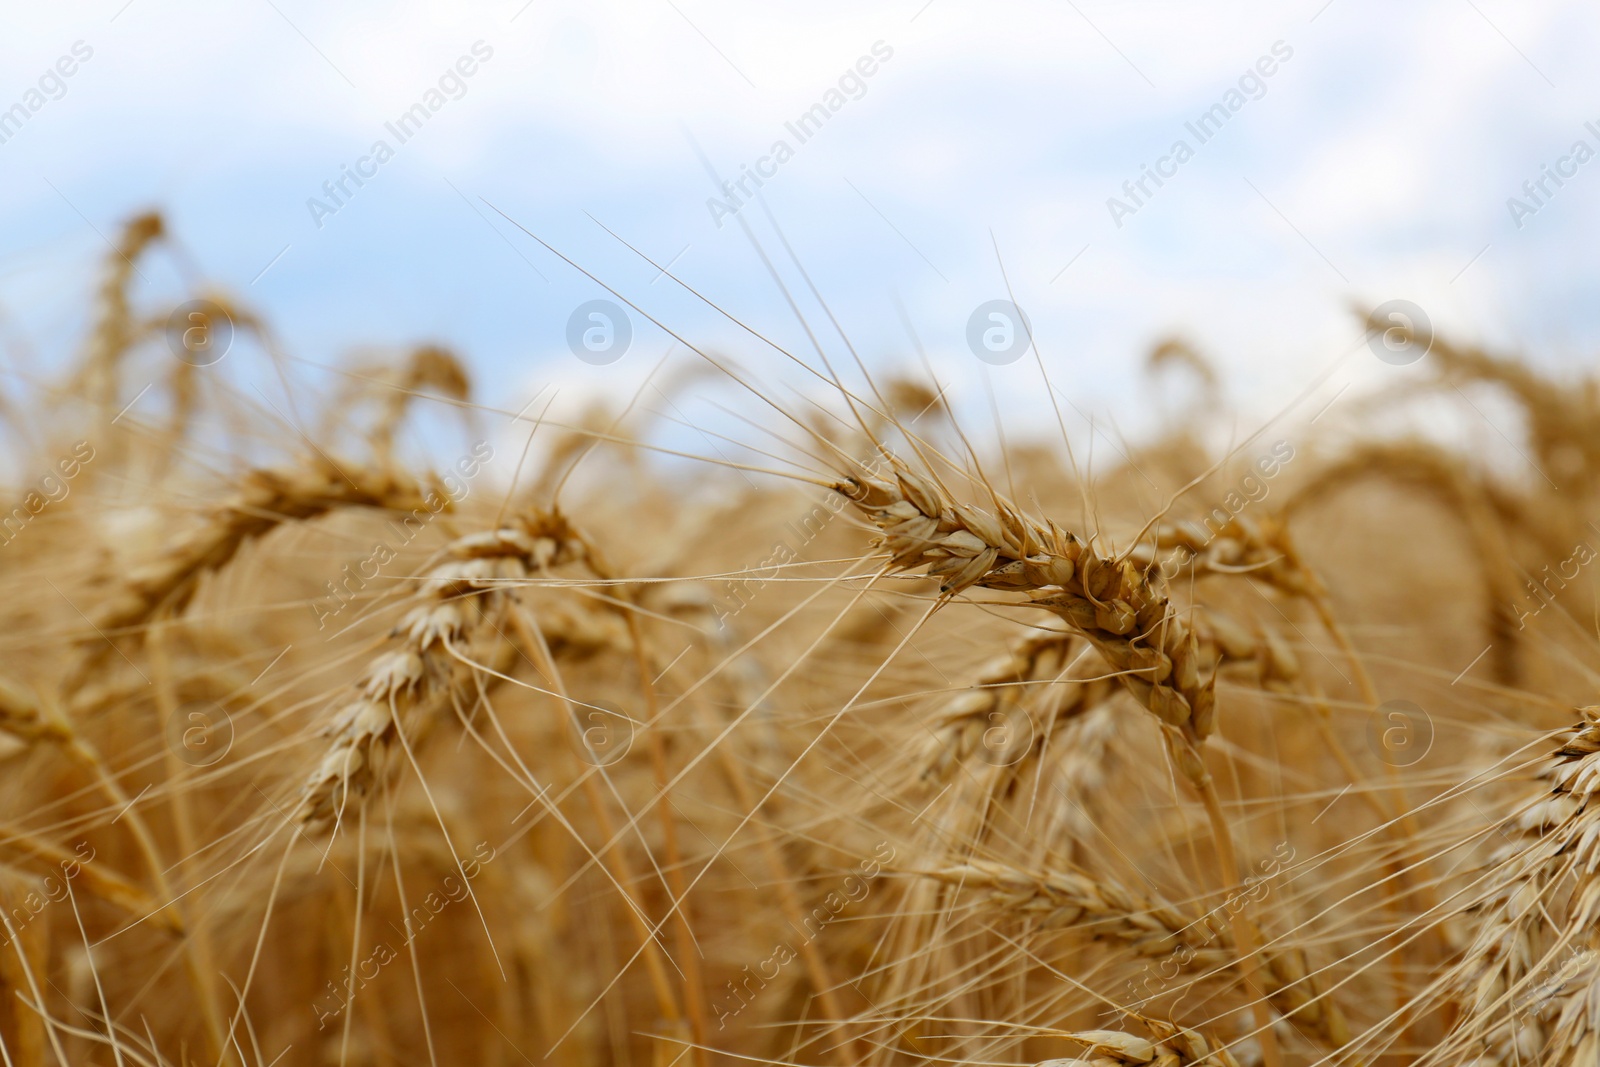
[1054,1020,1243,1066]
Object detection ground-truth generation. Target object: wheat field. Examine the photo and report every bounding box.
[0,210,1596,1067]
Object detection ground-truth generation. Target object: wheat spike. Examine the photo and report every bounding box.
[68,460,438,695]
[1438,707,1600,1065]
[298,515,590,827]
[928,861,1351,1049]
[919,631,1115,780]
[836,459,1215,785]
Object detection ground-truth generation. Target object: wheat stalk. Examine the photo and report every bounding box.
[73,211,164,429]
[1283,442,1527,685]
[364,345,473,466]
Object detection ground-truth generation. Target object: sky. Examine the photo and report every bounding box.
[1,0,1596,463]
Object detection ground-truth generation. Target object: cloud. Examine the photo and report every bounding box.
[1,0,1597,449]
